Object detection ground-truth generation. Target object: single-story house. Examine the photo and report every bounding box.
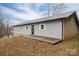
[13,11,79,40]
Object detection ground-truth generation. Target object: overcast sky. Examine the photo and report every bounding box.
[0,3,79,25]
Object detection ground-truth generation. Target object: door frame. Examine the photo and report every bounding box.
[31,25,34,35]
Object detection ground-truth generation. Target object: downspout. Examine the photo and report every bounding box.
[61,18,64,40]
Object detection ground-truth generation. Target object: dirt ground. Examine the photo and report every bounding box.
[0,35,79,56]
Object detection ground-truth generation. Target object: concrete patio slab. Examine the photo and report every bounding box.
[26,35,63,45]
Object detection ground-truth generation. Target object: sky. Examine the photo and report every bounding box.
[0,3,79,26]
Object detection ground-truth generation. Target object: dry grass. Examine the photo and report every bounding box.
[0,35,79,56]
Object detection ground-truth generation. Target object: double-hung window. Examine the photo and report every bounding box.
[39,24,45,30]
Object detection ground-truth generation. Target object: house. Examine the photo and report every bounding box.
[13,11,79,40]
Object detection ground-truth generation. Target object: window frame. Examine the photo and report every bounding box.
[39,24,46,30]
[26,26,28,29]
[21,26,22,30]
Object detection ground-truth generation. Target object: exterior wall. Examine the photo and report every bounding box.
[64,15,78,39]
[13,25,31,36]
[34,21,62,39]
[13,20,62,39]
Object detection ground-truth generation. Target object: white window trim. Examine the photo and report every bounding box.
[21,26,23,30]
[26,26,28,29]
[39,24,46,30]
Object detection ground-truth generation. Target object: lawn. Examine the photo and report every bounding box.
[0,35,79,56]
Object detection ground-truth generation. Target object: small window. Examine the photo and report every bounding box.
[26,26,28,29]
[41,25,44,29]
[21,26,22,30]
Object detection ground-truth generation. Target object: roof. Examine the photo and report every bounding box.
[13,11,77,27]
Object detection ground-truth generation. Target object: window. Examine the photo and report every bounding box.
[41,25,44,29]
[21,26,22,30]
[26,26,28,29]
[39,24,45,30]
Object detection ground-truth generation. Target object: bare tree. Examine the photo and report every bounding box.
[0,9,11,37]
[48,3,67,16]
[6,18,11,37]
[0,16,6,37]
[0,17,3,37]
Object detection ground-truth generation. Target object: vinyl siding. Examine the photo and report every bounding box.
[13,21,62,39]
[13,25,31,36]
[34,21,62,39]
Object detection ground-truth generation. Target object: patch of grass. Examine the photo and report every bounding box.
[61,35,79,50]
[0,35,79,56]
[64,35,79,42]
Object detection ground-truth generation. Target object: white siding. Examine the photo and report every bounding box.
[20,25,31,35]
[13,25,31,35]
[13,21,62,39]
[34,21,62,39]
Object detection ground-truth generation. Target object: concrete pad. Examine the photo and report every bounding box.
[26,35,63,45]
